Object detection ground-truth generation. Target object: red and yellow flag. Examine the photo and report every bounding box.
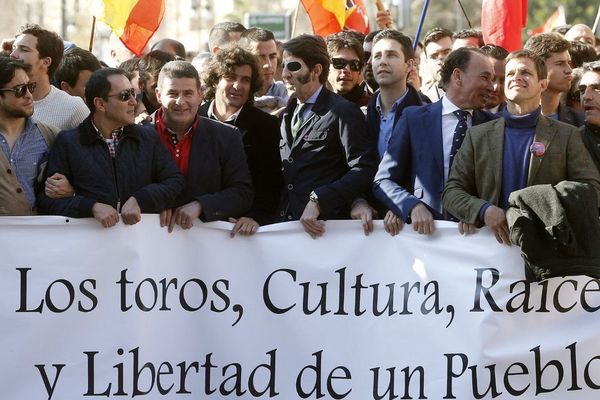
[93,0,165,56]
[530,6,566,35]
[301,0,369,37]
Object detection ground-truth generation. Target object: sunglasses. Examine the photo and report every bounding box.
[0,82,36,98]
[282,61,303,72]
[105,88,136,102]
[331,58,363,72]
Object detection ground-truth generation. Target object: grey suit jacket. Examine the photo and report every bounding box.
[442,115,600,226]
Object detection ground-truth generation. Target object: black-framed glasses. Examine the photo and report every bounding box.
[282,61,303,72]
[331,58,363,72]
[0,82,36,98]
[105,88,136,102]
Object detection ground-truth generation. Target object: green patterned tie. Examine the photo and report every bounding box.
[291,103,308,138]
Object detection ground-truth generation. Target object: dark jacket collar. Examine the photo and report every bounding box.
[79,116,141,146]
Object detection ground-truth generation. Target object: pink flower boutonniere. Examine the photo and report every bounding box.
[529,142,546,159]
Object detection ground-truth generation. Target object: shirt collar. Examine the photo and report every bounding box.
[207,100,243,123]
[90,118,123,140]
[376,89,408,116]
[442,95,473,117]
[299,85,323,107]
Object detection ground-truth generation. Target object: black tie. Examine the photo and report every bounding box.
[449,110,469,167]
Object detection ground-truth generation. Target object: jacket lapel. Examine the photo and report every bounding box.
[290,89,328,151]
[528,116,556,185]
[487,118,505,198]
[428,101,444,176]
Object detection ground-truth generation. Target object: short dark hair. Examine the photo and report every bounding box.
[506,49,547,79]
[423,27,453,50]
[340,30,366,45]
[480,44,509,60]
[158,60,201,90]
[373,29,414,61]
[453,29,484,47]
[55,47,102,87]
[239,27,275,46]
[326,32,365,63]
[282,34,330,85]
[138,50,176,83]
[524,33,571,60]
[208,22,246,51]
[202,46,262,105]
[0,57,31,94]
[439,47,485,87]
[118,57,141,81]
[151,38,186,59]
[569,41,598,68]
[85,68,127,113]
[552,25,572,35]
[365,30,381,44]
[16,24,64,77]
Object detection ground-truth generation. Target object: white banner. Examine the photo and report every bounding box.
[1,216,600,399]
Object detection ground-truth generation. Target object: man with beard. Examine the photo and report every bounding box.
[0,57,58,215]
[362,30,381,95]
[443,50,600,245]
[279,34,378,237]
[38,68,184,227]
[525,33,584,127]
[481,44,509,114]
[374,47,496,236]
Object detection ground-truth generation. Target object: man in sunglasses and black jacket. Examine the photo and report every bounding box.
[38,68,184,227]
[0,57,58,215]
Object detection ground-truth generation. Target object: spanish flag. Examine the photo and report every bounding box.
[301,0,369,37]
[93,0,165,56]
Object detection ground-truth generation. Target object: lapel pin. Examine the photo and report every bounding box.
[529,141,546,158]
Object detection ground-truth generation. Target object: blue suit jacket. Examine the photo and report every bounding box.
[372,100,496,221]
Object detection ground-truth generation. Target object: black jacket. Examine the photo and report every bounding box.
[199,103,282,224]
[506,181,600,282]
[38,117,184,217]
[278,87,378,220]
[557,102,585,127]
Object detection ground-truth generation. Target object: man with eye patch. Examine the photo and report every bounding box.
[279,34,378,238]
[579,61,600,174]
[37,68,184,227]
[0,57,59,215]
[325,32,371,108]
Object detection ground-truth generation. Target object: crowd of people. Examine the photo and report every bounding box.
[1,17,600,255]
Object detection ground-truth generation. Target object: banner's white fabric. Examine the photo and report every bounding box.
[1,216,600,399]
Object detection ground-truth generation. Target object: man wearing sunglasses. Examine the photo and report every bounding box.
[579,61,600,173]
[326,32,370,108]
[38,68,184,227]
[279,34,378,238]
[10,24,89,130]
[0,57,59,215]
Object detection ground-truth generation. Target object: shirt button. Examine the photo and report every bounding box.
[287,157,293,163]
[287,215,293,220]
[6,169,11,174]
[16,188,22,193]
[280,211,285,217]
[287,184,293,190]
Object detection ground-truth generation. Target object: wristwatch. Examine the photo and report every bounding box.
[309,191,319,204]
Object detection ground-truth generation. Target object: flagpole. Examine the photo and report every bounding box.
[592,5,600,33]
[291,0,301,38]
[89,16,96,52]
[413,0,430,49]
[456,0,472,29]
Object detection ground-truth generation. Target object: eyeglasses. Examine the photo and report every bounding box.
[105,88,136,102]
[331,58,363,72]
[282,61,303,72]
[578,84,600,96]
[0,82,36,98]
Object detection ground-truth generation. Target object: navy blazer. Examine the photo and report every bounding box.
[278,87,378,221]
[373,100,496,221]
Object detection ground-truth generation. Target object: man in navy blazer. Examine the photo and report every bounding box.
[279,34,378,238]
[373,47,497,236]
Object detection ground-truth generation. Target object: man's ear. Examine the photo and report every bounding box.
[93,97,106,113]
[312,63,323,81]
[60,81,73,94]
